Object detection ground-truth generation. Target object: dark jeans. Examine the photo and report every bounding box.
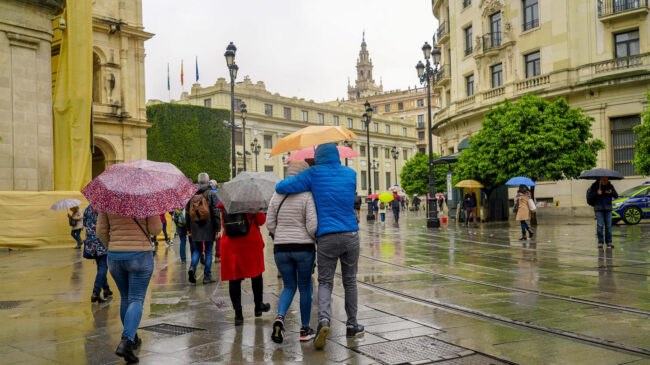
[392,208,400,222]
[380,212,385,222]
[190,241,213,278]
[229,274,264,309]
[274,250,315,327]
[93,255,109,295]
[178,234,187,262]
[595,210,613,244]
[161,221,168,241]
[71,229,82,247]
[108,252,154,341]
[520,221,530,234]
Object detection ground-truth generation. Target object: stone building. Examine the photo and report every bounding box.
[175,77,418,196]
[347,33,384,101]
[432,0,649,211]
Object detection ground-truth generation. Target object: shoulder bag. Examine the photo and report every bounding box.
[269,194,290,241]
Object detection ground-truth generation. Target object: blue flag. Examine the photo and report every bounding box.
[195,56,199,82]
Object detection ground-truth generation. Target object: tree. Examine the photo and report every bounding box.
[455,94,605,186]
[633,92,650,176]
[400,152,448,197]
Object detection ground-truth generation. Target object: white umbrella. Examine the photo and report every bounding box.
[50,198,81,211]
[217,172,281,214]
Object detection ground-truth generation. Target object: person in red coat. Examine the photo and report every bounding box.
[218,202,270,325]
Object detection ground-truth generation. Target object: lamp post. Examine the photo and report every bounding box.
[363,101,375,221]
[224,42,238,178]
[343,140,351,166]
[250,137,261,171]
[240,101,247,171]
[370,159,379,191]
[416,41,441,228]
[390,146,399,186]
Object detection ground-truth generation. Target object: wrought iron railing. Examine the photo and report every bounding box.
[482,32,502,51]
[434,65,451,84]
[523,18,539,31]
[436,21,449,42]
[598,0,648,17]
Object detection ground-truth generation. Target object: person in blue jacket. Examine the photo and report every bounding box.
[275,142,364,349]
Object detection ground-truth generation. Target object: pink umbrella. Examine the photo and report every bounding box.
[81,160,198,218]
[285,146,360,162]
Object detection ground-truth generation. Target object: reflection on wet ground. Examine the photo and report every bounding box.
[1,213,648,364]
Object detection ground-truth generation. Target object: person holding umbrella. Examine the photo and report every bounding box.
[82,204,112,303]
[68,206,83,248]
[514,185,535,240]
[586,174,619,249]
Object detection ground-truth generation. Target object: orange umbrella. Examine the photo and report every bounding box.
[269,126,358,157]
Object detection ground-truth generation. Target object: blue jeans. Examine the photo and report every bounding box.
[393,208,400,222]
[161,221,168,241]
[179,234,188,262]
[595,210,613,244]
[93,255,109,295]
[190,241,213,278]
[108,252,154,341]
[520,221,530,234]
[274,250,315,327]
[380,212,385,222]
[71,229,82,247]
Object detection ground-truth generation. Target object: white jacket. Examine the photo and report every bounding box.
[267,191,318,245]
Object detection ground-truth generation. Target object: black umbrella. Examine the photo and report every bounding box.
[579,168,624,180]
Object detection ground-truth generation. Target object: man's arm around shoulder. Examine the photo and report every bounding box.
[276,169,312,194]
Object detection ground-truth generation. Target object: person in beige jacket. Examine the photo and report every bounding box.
[267,160,318,344]
[68,206,83,248]
[514,185,535,240]
[96,213,161,363]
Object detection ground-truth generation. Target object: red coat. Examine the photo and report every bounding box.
[218,202,266,281]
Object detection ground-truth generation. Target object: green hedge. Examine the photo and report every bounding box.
[147,103,231,183]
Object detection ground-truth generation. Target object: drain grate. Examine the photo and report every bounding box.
[139,323,205,336]
[433,353,513,364]
[356,336,469,364]
[0,300,28,310]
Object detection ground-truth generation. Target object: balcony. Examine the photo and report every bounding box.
[591,52,650,75]
[515,74,550,91]
[598,0,648,19]
[417,121,425,129]
[483,86,505,100]
[457,95,475,109]
[482,32,502,52]
[436,21,449,44]
[433,64,451,87]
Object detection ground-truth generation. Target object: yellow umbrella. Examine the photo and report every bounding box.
[378,192,395,203]
[455,179,484,188]
[269,126,358,157]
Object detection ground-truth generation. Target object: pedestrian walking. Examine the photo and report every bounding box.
[185,173,221,284]
[97,212,162,363]
[514,185,535,240]
[400,197,405,211]
[209,179,222,263]
[405,197,410,211]
[172,209,188,263]
[155,213,171,246]
[463,189,478,226]
[413,196,420,211]
[219,201,270,325]
[82,204,112,303]
[68,206,83,248]
[379,201,386,222]
[276,142,364,349]
[587,177,618,249]
[267,161,318,343]
[392,194,402,223]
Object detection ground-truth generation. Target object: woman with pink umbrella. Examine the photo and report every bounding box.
[85,160,197,363]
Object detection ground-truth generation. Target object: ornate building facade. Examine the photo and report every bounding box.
[347,33,384,100]
[432,0,649,210]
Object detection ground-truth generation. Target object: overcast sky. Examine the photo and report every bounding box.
[143,1,438,103]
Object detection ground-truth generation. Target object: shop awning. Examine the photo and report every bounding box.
[432,152,460,165]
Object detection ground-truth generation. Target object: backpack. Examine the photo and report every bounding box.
[172,210,186,227]
[189,191,211,222]
[379,202,385,209]
[223,212,252,238]
[586,188,596,206]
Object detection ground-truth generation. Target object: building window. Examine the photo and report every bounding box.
[264,165,274,173]
[235,131,242,145]
[464,26,473,56]
[373,147,378,158]
[360,145,366,156]
[373,122,379,132]
[264,104,273,116]
[386,172,391,189]
[302,110,308,122]
[263,135,273,149]
[385,147,390,159]
[615,30,640,58]
[385,104,391,112]
[373,107,378,114]
[463,0,471,7]
[466,74,474,96]
[361,171,367,190]
[360,121,366,130]
[491,63,503,88]
[490,12,502,47]
[347,118,353,128]
[374,171,380,190]
[203,98,211,107]
[317,113,324,124]
[283,107,291,120]
[333,115,339,126]
[402,127,407,136]
[419,147,426,154]
[525,51,541,78]
[612,115,641,176]
[234,98,242,110]
[523,0,539,31]
[397,102,403,110]
[385,125,391,134]
[418,131,425,140]
[417,114,425,128]
[417,99,424,107]
[403,148,409,160]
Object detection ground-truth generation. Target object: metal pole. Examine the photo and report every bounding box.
[426,60,440,228]
[393,154,398,186]
[366,115,375,221]
[242,115,247,172]
[230,71,236,178]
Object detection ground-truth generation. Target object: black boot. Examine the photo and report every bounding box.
[103,288,113,299]
[91,292,106,303]
[527,228,534,239]
[132,333,142,350]
[254,302,271,317]
[519,234,527,241]
[115,337,139,363]
[234,306,244,326]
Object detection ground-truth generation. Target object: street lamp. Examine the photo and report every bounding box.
[390,146,399,186]
[370,159,379,191]
[416,41,441,228]
[363,100,375,221]
[343,140,351,166]
[250,137,261,172]
[240,101,247,171]
[225,41,239,178]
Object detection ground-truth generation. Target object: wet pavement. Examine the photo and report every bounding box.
[1,212,649,364]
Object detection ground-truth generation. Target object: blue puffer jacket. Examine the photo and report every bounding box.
[276,143,358,237]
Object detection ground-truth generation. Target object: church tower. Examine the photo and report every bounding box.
[348,32,383,100]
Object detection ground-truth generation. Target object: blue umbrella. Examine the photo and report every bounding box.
[506,176,536,186]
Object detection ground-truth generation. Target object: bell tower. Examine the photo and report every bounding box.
[348,32,383,100]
